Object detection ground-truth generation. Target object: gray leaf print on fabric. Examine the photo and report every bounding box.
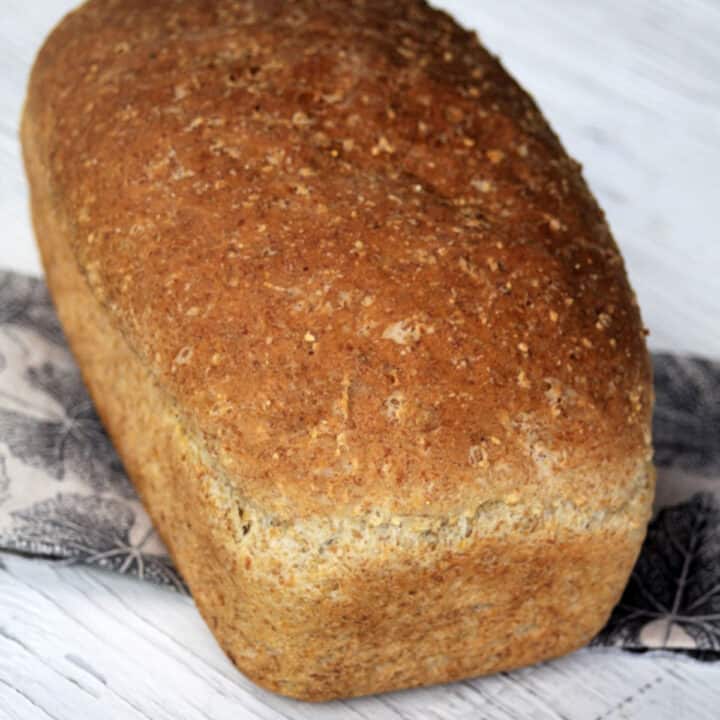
[0,272,64,347]
[6,493,185,592]
[653,354,720,477]
[595,492,720,652]
[0,362,134,497]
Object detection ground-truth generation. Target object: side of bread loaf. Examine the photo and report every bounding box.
[23,0,654,700]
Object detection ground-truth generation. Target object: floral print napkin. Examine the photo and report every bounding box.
[0,271,184,590]
[0,270,718,654]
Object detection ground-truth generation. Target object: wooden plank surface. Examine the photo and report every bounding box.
[2,554,720,720]
[2,552,719,720]
[1,1,719,718]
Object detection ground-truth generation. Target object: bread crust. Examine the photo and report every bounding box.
[23,0,654,700]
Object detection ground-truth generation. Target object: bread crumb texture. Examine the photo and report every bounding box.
[23,0,654,700]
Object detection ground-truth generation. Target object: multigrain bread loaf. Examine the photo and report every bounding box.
[22,0,654,701]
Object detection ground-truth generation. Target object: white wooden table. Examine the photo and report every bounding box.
[1,1,719,718]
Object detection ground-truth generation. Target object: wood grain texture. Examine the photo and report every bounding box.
[1,553,719,720]
[2,0,719,717]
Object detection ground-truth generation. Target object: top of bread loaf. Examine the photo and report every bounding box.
[25,0,652,520]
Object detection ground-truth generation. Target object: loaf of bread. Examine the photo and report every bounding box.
[22,0,654,701]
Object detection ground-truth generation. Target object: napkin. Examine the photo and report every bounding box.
[0,269,717,654]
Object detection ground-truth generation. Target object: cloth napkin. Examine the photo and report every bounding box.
[0,269,718,655]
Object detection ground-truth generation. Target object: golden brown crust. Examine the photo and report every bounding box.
[24,0,652,520]
[17,163,652,699]
[23,0,655,700]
